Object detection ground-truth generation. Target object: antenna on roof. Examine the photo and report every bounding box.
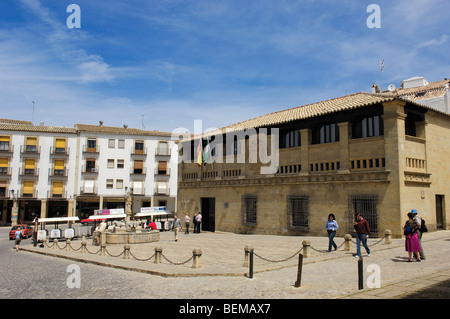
[32,101,36,124]
[379,59,385,91]
[141,114,145,130]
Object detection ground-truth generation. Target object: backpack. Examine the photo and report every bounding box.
[420,219,428,232]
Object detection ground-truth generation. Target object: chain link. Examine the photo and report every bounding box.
[161,252,193,265]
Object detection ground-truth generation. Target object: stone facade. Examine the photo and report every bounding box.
[177,96,450,238]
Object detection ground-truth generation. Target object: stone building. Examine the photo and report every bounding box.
[177,79,450,238]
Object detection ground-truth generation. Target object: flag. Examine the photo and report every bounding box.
[196,139,202,167]
[203,139,211,165]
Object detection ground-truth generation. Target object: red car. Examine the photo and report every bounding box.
[81,218,106,226]
[9,224,34,240]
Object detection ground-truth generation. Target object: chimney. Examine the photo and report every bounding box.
[372,84,381,93]
[123,124,128,129]
[99,121,103,126]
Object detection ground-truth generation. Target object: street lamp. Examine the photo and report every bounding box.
[10,189,18,226]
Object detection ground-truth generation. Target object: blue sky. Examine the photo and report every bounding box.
[0,0,449,133]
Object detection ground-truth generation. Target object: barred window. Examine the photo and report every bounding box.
[287,195,309,228]
[242,195,257,225]
[348,195,378,236]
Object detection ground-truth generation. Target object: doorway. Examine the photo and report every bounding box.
[436,195,445,230]
[201,197,215,232]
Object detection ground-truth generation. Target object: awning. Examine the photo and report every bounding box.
[88,214,127,220]
[38,217,80,223]
[135,211,170,217]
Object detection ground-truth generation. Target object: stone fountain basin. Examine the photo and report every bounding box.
[105,230,160,244]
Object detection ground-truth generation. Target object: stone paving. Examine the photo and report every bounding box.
[20,229,450,299]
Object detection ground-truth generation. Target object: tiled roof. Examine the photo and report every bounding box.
[0,123,76,134]
[75,123,172,137]
[0,118,34,125]
[221,92,393,132]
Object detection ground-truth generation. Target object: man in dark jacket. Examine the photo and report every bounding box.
[354,213,371,257]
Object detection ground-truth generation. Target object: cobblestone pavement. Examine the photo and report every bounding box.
[15,228,450,299]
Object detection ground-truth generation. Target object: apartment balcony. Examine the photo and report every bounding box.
[19,168,40,180]
[0,144,14,156]
[80,186,98,195]
[81,165,99,175]
[155,148,171,156]
[49,168,68,180]
[154,168,171,176]
[0,167,12,178]
[82,145,100,154]
[20,190,38,199]
[48,190,68,199]
[154,186,170,196]
[131,147,147,157]
[50,146,70,157]
[130,167,147,176]
[20,145,41,157]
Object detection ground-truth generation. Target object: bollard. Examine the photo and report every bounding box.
[358,256,364,290]
[53,239,58,249]
[344,234,352,251]
[45,236,49,247]
[294,253,304,288]
[192,248,202,269]
[244,245,253,267]
[81,239,87,254]
[384,229,392,245]
[100,243,106,256]
[249,249,254,279]
[66,239,71,251]
[154,246,162,264]
[123,244,131,259]
[302,240,311,258]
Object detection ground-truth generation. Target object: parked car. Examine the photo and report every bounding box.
[9,224,33,240]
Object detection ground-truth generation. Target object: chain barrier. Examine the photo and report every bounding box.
[254,247,303,263]
[254,235,387,264]
[42,238,193,265]
[161,252,193,265]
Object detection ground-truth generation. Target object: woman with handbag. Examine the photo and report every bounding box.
[403,213,421,262]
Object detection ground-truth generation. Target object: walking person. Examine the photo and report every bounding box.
[403,212,421,262]
[353,213,371,257]
[172,215,182,242]
[14,227,23,252]
[326,213,339,252]
[184,212,190,234]
[411,209,426,260]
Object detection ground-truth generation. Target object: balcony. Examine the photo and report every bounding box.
[154,167,171,176]
[20,145,40,157]
[19,167,39,179]
[49,168,68,180]
[81,165,99,175]
[82,145,100,154]
[50,146,70,157]
[154,186,170,196]
[0,144,14,156]
[131,147,147,156]
[80,186,98,195]
[0,167,12,178]
[130,167,147,176]
[156,148,171,156]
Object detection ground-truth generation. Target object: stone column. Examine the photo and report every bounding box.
[300,129,310,175]
[338,122,350,173]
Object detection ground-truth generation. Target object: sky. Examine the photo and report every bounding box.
[0,0,449,134]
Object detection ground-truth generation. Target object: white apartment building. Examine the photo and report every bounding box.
[0,119,177,225]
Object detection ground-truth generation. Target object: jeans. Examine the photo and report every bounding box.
[356,233,370,256]
[327,230,337,251]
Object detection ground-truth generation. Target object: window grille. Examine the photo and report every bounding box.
[287,195,309,229]
[348,195,378,236]
[242,195,257,226]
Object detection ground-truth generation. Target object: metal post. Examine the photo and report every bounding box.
[249,249,254,279]
[294,253,303,288]
[358,256,364,290]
